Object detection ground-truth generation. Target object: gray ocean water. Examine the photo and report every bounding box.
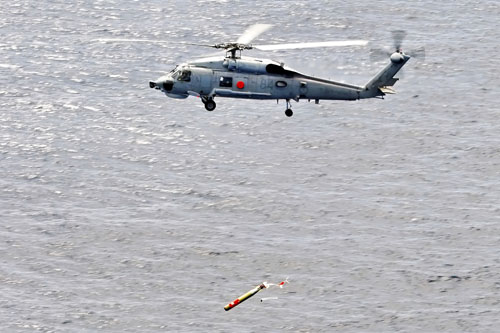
[1,0,500,332]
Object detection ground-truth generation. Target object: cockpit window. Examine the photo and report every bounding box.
[178,70,191,82]
[219,76,232,87]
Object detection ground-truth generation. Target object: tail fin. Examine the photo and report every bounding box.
[361,53,410,98]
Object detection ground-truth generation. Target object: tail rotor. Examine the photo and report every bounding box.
[370,30,425,62]
[392,30,407,53]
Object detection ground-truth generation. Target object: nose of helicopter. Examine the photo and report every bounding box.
[149,78,174,92]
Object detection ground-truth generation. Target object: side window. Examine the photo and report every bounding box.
[178,70,191,82]
[219,76,232,87]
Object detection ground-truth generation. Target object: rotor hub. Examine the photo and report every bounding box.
[214,43,253,51]
[390,52,404,63]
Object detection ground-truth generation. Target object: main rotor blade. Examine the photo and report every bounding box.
[195,50,226,58]
[236,24,273,44]
[254,40,368,51]
[94,38,215,48]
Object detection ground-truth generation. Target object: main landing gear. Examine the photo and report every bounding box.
[285,99,293,117]
[201,97,295,117]
[202,96,216,111]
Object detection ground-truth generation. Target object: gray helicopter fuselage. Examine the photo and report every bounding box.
[152,55,368,101]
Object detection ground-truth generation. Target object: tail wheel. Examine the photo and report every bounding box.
[284,99,293,117]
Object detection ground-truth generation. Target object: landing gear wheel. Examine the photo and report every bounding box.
[204,99,216,111]
[284,99,294,117]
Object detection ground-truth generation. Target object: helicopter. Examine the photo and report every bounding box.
[104,24,412,117]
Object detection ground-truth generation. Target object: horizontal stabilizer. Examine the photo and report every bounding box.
[379,86,396,94]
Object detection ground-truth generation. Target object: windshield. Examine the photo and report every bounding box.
[177,70,191,82]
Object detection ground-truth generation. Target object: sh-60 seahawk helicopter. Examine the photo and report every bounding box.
[103,24,412,117]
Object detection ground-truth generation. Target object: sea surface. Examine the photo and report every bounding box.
[1,0,500,332]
